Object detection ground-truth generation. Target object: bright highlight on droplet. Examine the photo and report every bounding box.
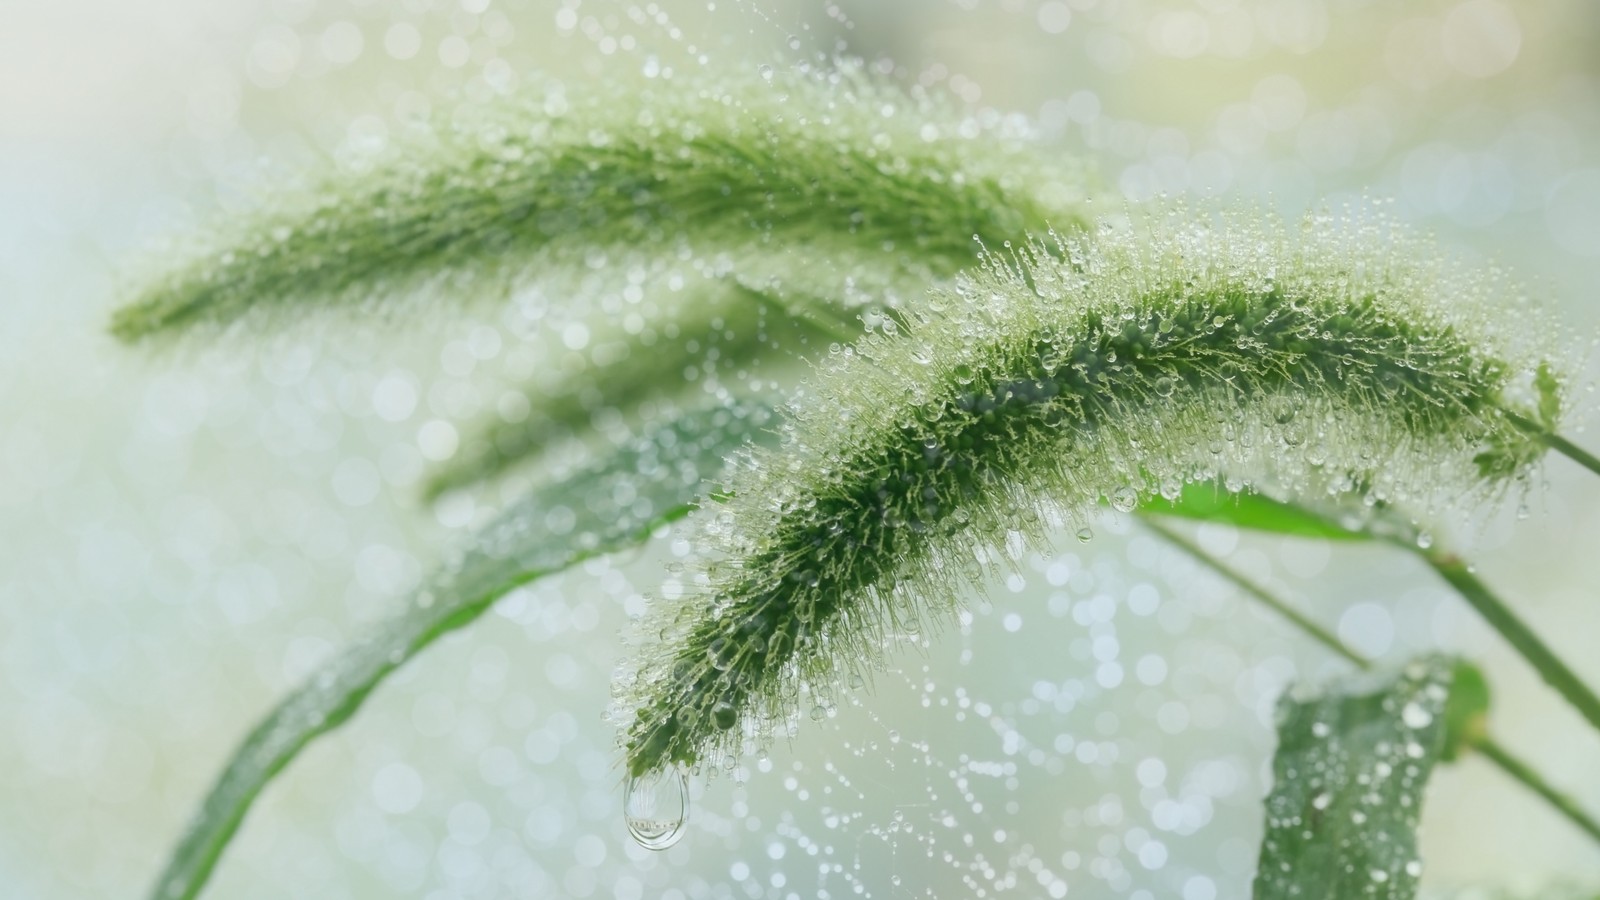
[623,768,689,850]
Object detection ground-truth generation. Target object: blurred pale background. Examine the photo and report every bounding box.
[4,0,1600,897]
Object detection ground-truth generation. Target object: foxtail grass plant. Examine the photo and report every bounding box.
[116,61,1600,900]
[615,207,1567,777]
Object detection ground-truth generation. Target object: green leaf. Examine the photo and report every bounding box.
[1440,660,1490,763]
[1138,480,1366,542]
[1254,655,1462,900]
[1536,361,1562,430]
[149,398,775,900]
[1473,445,1525,481]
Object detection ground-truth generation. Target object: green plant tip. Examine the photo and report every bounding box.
[618,205,1561,777]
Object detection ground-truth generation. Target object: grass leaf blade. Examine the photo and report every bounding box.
[1254,655,1460,900]
[1138,480,1366,541]
[149,398,774,900]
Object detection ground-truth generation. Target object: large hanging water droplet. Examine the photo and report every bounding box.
[624,769,689,851]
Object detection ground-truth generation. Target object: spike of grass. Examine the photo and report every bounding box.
[111,63,1092,343]
[423,280,845,499]
[618,206,1559,777]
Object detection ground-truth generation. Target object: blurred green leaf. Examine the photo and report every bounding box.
[422,281,837,501]
[1473,445,1526,481]
[1536,361,1562,430]
[1440,660,1491,763]
[1139,480,1365,541]
[1254,655,1461,900]
[149,398,775,900]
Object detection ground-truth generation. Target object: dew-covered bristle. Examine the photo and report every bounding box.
[111,61,1092,343]
[617,206,1561,778]
[422,280,837,500]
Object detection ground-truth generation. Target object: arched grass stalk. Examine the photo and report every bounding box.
[1507,410,1600,478]
[111,62,1090,343]
[1141,516,1600,849]
[618,207,1561,777]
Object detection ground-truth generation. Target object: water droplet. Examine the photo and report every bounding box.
[758,64,774,82]
[1400,701,1432,729]
[1415,531,1433,550]
[624,769,690,851]
[1153,375,1176,397]
[1075,526,1093,543]
[1311,792,1331,810]
[1110,486,1137,513]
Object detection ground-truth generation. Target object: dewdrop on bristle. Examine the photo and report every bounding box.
[623,767,690,850]
[616,204,1565,779]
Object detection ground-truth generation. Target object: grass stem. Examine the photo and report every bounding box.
[1414,548,1600,739]
[1142,515,1600,852]
[1472,737,1600,847]
[1139,517,1367,669]
[1504,410,1600,479]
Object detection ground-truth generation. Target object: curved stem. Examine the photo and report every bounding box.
[1472,736,1600,846]
[1504,410,1600,479]
[1143,515,1600,851]
[1415,548,1600,739]
[1140,518,1367,669]
[1544,431,1600,478]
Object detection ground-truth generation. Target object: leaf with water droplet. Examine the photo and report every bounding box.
[147,398,773,900]
[1139,479,1365,542]
[1254,654,1464,900]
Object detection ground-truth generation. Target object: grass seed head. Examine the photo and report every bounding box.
[111,61,1092,343]
[617,203,1564,777]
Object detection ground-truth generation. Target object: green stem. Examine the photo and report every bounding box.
[1142,515,1600,851]
[1504,411,1600,479]
[1472,736,1600,846]
[1140,517,1367,669]
[1416,548,1600,739]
